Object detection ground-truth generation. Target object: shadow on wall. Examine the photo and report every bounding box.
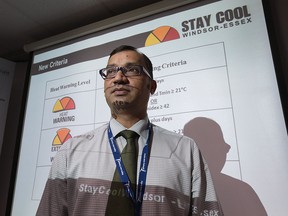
[183,117,267,216]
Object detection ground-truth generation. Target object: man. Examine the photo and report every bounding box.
[37,45,223,215]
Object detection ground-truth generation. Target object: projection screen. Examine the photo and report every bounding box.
[11,0,288,215]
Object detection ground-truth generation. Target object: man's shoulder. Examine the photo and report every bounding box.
[153,124,189,138]
[60,123,109,150]
[152,124,195,144]
[73,123,108,139]
[150,124,196,158]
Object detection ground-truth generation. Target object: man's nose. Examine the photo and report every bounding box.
[113,69,128,83]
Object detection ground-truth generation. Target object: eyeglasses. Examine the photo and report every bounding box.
[99,65,152,80]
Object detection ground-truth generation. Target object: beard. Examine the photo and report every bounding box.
[113,100,129,109]
[111,100,130,115]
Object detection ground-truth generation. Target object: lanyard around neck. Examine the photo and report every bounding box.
[107,122,152,216]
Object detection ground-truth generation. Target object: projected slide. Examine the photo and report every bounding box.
[12,0,288,215]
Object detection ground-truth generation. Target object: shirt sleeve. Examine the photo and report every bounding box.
[190,142,224,215]
[36,143,69,216]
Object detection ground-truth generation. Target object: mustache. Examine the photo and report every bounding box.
[104,84,133,93]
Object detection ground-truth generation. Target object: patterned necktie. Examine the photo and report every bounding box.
[106,130,139,215]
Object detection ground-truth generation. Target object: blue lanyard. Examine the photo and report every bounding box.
[107,122,152,216]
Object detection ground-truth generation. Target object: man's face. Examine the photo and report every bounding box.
[104,50,156,116]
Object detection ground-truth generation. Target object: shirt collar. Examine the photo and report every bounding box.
[109,117,149,138]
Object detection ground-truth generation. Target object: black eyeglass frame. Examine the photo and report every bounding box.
[99,65,152,80]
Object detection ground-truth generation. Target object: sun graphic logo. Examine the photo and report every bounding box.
[145,26,180,47]
[52,96,76,124]
[51,128,72,152]
[53,96,75,113]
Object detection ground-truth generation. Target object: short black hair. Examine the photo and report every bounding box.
[109,45,153,79]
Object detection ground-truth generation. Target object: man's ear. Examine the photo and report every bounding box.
[150,80,157,94]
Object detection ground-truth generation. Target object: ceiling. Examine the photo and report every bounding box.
[0,0,163,62]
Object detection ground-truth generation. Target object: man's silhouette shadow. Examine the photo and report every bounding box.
[183,117,267,216]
